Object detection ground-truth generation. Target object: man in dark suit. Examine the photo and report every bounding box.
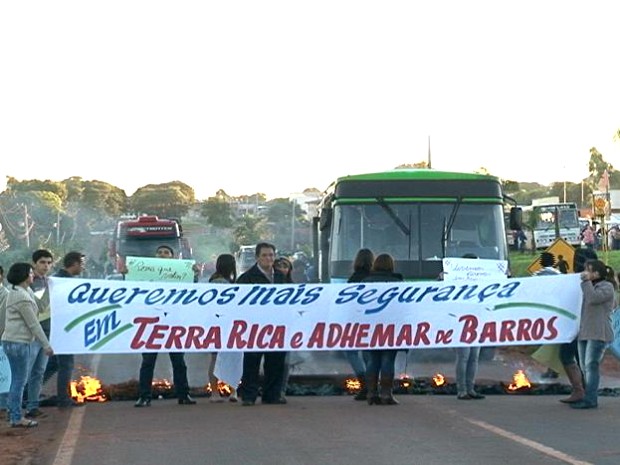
[237,242,287,406]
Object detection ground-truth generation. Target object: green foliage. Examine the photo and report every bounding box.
[506,182,549,205]
[131,181,195,218]
[80,180,128,217]
[201,197,233,229]
[588,147,614,190]
[232,215,270,248]
[0,190,62,250]
[264,198,306,251]
[501,180,520,194]
[6,176,68,202]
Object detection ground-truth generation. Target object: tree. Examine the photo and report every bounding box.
[6,177,68,202]
[263,198,307,251]
[548,182,589,206]
[201,196,233,229]
[80,180,128,218]
[231,215,270,249]
[131,181,196,218]
[587,147,615,191]
[501,180,520,194]
[0,189,63,251]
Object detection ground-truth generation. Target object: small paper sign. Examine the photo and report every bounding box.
[442,258,508,281]
[125,256,196,283]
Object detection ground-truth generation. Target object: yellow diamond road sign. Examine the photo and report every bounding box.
[526,237,576,275]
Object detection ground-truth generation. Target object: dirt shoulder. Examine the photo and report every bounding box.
[0,409,70,465]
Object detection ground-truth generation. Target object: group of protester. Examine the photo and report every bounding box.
[1,250,85,428]
[1,242,616,430]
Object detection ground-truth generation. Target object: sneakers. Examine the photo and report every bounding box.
[134,397,151,408]
[25,409,47,419]
[11,419,38,428]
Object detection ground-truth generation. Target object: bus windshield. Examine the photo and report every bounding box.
[534,205,579,230]
[329,202,506,278]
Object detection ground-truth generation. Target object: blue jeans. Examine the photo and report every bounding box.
[345,351,369,379]
[2,341,31,424]
[26,340,48,411]
[578,340,607,406]
[365,350,398,380]
[44,354,75,406]
[455,347,481,395]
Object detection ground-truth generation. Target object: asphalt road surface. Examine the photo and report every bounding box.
[40,393,618,465]
[33,350,620,465]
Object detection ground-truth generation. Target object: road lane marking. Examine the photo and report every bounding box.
[52,354,101,465]
[465,417,593,465]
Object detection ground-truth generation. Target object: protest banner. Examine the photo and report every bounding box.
[610,310,620,361]
[49,273,583,355]
[125,256,195,283]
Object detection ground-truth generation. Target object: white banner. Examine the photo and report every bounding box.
[49,274,583,354]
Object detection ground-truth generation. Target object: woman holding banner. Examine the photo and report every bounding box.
[570,260,616,409]
[362,253,403,405]
[208,254,239,403]
[345,248,374,401]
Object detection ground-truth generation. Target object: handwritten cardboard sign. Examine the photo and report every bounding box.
[442,258,508,281]
[125,256,195,283]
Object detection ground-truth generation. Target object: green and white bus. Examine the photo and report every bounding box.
[314,169,522,282]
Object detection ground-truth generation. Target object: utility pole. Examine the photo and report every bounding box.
[427,135,432,169]
[563,180,567,203]
[23,204,30,248]
[56,210,60,245]
[291,199,296,251]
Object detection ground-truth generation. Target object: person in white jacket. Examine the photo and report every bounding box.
[1,263,53,428]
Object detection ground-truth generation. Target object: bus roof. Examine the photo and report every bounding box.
[336,169,500,183]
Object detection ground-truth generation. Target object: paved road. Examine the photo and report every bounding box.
[33,350,620,465]
[41,393,618,465]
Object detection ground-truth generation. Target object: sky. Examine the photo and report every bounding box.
[1,1,619,201]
